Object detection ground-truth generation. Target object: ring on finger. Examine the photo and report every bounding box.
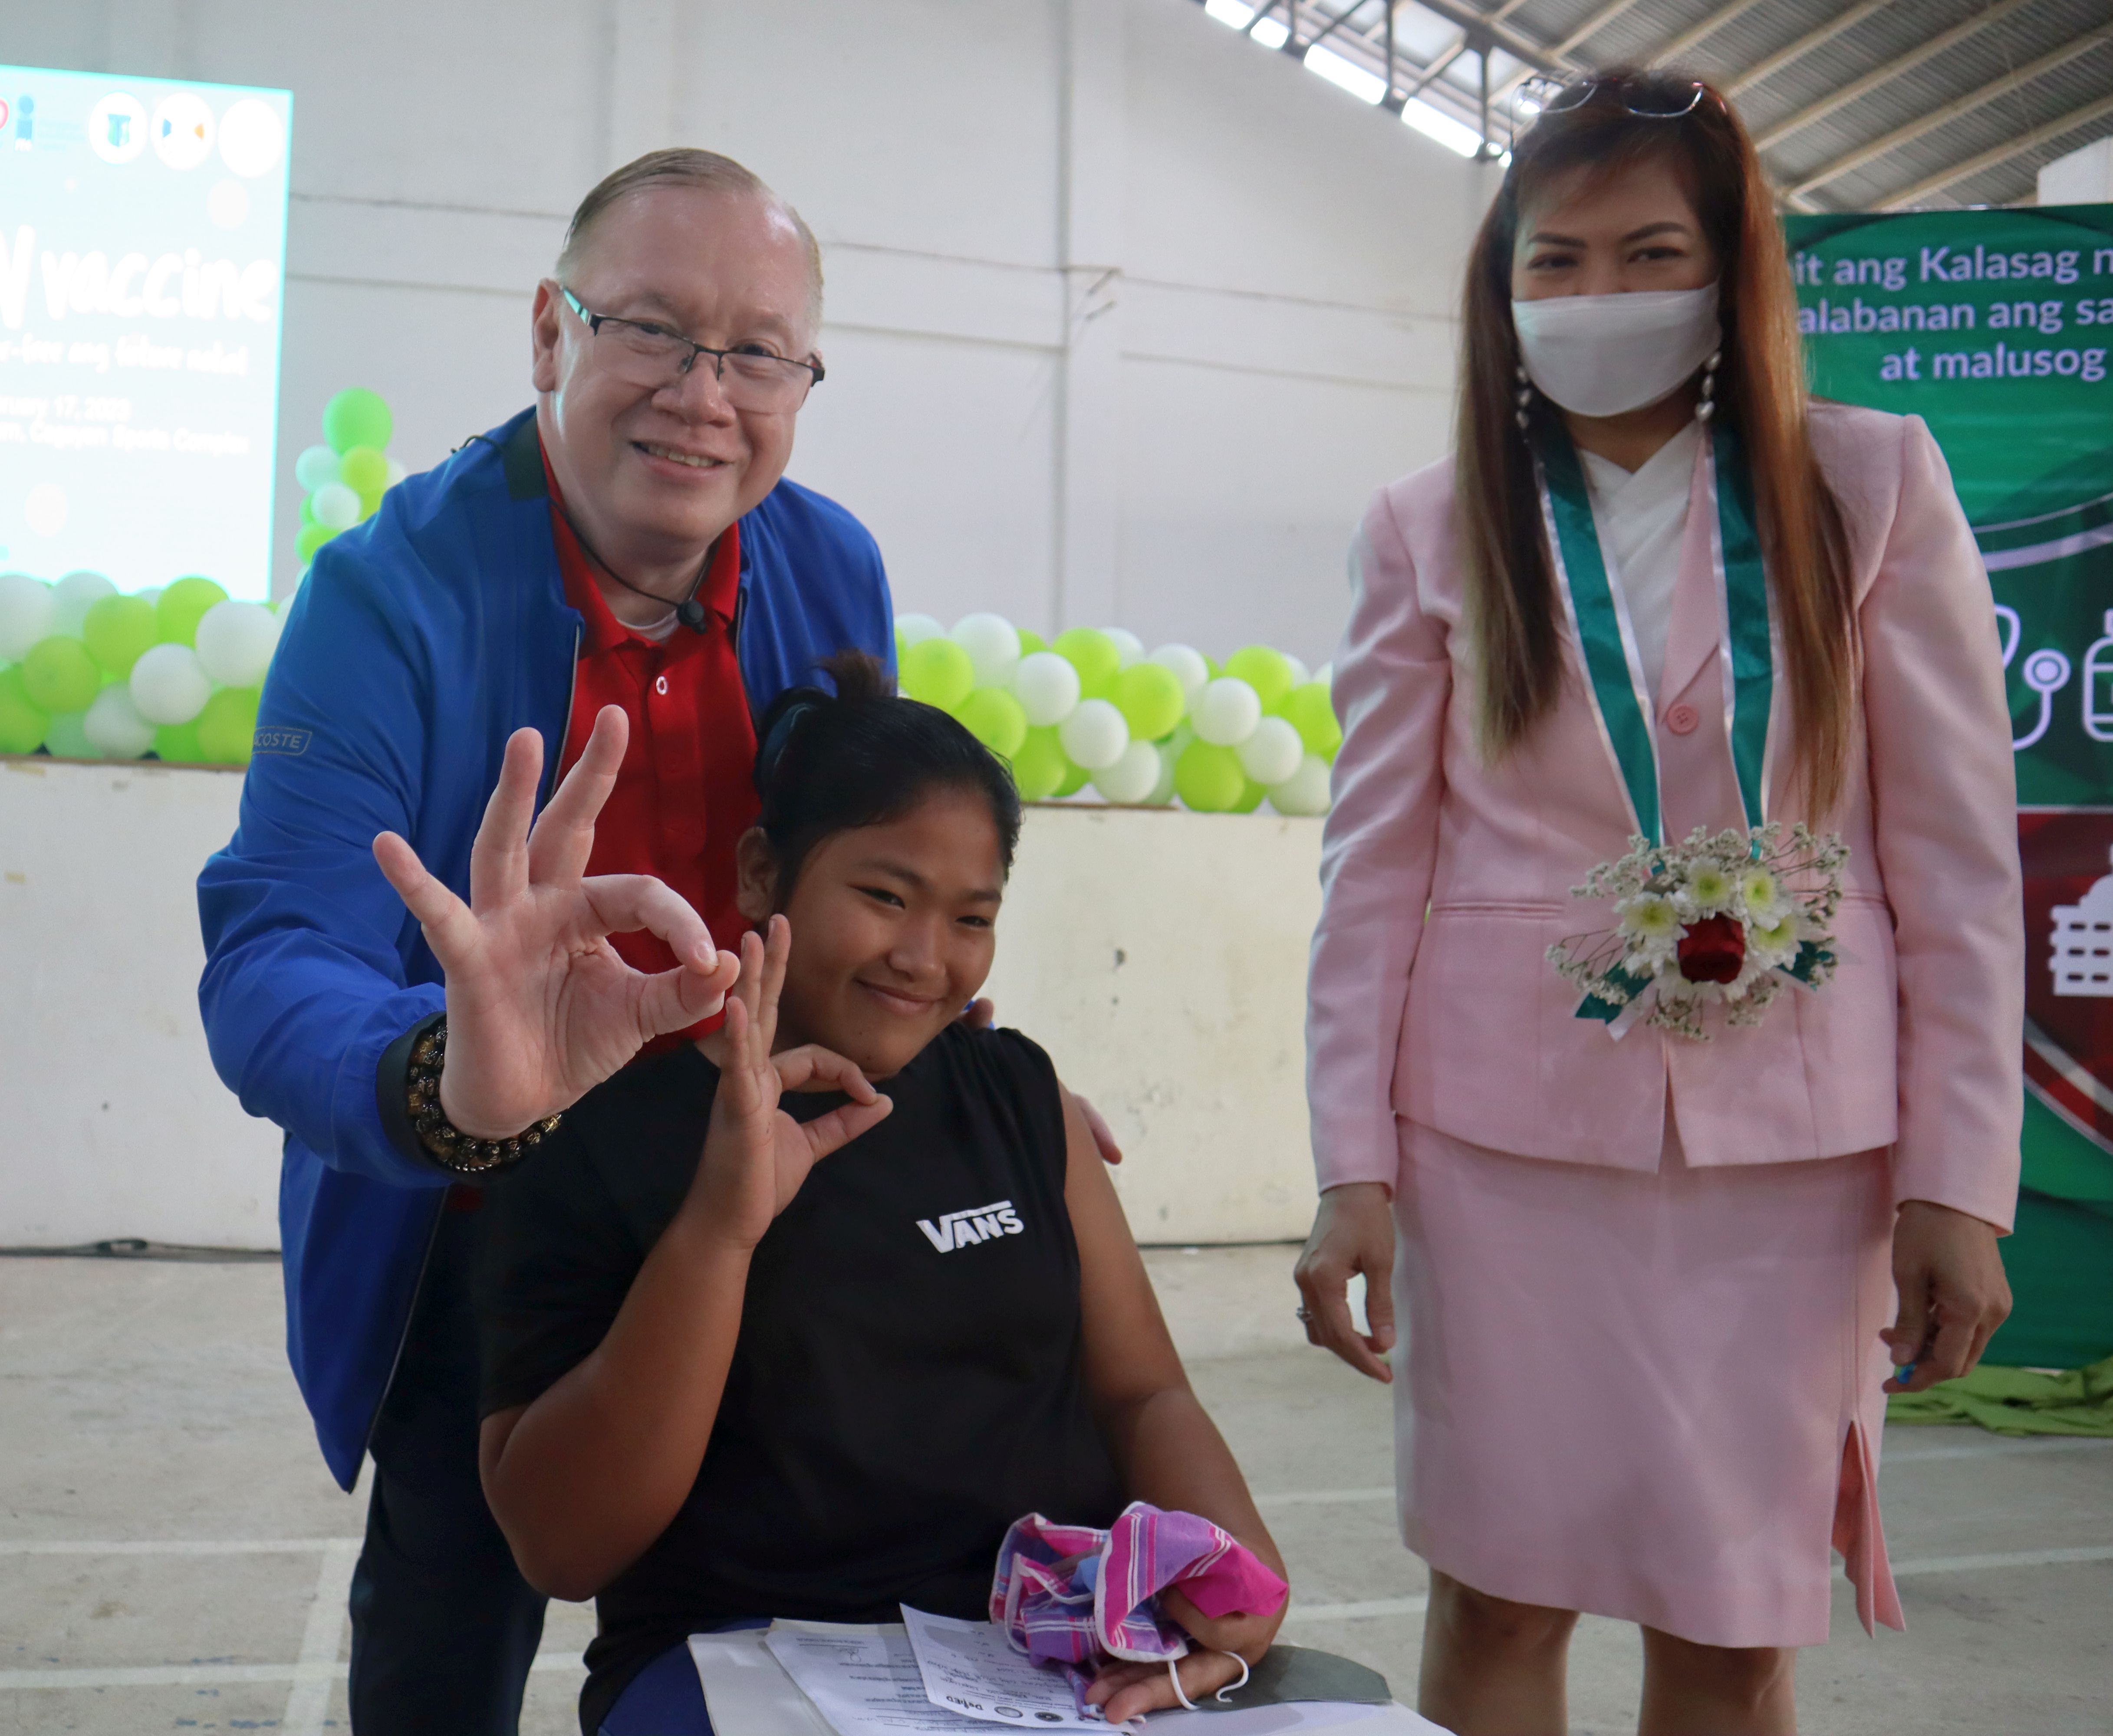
[1294,1305,1313,1322]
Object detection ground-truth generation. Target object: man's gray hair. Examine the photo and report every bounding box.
[557,148,824,331]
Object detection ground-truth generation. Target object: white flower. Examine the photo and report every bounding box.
[1737,865,1785,923]
[1680,862,1736,916]
[1748,911,1804,970]
[1616,891,1682,960]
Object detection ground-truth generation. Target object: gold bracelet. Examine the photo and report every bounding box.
[406,1017,561,1175]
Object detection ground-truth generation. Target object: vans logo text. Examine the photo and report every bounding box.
[916,1200,1024,1253]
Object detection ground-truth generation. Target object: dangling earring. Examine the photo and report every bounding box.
[1514,363,1534,431]
[1695,349,1721,422]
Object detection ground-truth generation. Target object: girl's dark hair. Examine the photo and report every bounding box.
[751,650,1023,896]
[1456,67,1855,818]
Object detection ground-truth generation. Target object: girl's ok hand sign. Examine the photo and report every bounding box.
[688,915,893,1252]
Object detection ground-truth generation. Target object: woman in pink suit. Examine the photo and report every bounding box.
[1293,72,2021,1736]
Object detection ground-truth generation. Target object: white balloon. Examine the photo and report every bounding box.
[1284,654,1311,687]
[1009,650,1082,727]
[130,643,212,725]
[1147,643,1210,705]
[951,612,1022,688]
[194,599,282,687]
[1191,676,1262,746]
[293,444,341,492]
[385,456,408,488]
[1314,662,1334,689]
[1145,739,1181,806]
[892,612,945,648]
[83,684,156,758]
[1092,739,1162,805]
[1236,715,1304,786]
[1268,753,1334,816]
[1058,697,1129,771]
[138,586,164,607]
[0,572,54,661]
[1103,627,1144,669]
[43,710,93,759]
[310,483,362,530]
[51,570,116,635]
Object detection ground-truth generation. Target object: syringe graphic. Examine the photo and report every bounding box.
[2083,610,2113,743]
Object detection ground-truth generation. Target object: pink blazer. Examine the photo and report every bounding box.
[1307,403,2023,1230]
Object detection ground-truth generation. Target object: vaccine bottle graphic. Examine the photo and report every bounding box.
[2084,610,2113,743]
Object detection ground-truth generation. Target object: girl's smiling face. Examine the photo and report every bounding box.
[734,787,1004,1079]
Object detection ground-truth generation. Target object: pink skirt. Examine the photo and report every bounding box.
[1391,1118,1905,1650]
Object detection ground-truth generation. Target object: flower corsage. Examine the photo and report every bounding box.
[1547,823,1847,1042]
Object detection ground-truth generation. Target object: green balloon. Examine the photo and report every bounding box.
[1111,661,1185,742]
[0,666,50,754]
[1231,776,1267,814]
[296,521,337,563]
[323,388,393,456]
[299,491,317,526]
[196,685,262,764]
[1009,725,1069,801]
[81,594,158,677]
[1224,645,1297,711]
[1280,681,1343,758]
[1174,740,1244,812]
[900,637,975,711]
[20,635,102,713]
[955,686,1028,758]
[1017,628,1047,657]
[1054,758,1092,798]
[337,445,390,498]
[156,576,229,647]
[1053,628,1121,699]
[153,720,205,763]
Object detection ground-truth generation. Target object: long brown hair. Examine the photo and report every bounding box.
[1456,71,1855,818]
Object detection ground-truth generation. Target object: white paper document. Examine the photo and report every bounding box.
[900,1604,1106,1728]
[693,1618,1452,1736]
[762,1620,992,1734]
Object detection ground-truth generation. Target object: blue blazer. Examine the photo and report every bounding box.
[197,409,894,1488]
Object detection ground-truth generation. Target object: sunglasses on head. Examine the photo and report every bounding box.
[1519,74,1710,121]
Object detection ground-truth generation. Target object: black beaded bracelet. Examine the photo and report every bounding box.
[405,1017,561,1176]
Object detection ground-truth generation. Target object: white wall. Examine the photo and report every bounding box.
[0,763,1322,1249]
[14,0,1495,665]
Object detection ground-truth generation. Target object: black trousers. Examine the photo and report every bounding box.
[348,1200,549,1735]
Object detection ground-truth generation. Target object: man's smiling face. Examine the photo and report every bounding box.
[531,183,818,571]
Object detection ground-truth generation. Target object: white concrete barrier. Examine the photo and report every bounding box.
[0,762,1324,1249]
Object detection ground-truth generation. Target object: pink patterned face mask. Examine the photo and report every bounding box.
[991,1502,1289,1715]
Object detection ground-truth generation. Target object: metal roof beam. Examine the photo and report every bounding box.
[1488,0,1642,101]
[1724,0,1896,97]
[1750,0,2038,153]
[1787,27,2113,200]
[1401,0,1567,76]
[1876,89,2113,209]
[1642,0,1770,69]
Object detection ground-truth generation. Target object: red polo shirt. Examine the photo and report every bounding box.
[544,454,759,1041]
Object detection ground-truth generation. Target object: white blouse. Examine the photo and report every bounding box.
[1578,419,1702,701]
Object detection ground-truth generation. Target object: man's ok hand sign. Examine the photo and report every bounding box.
[373,705,740,1139]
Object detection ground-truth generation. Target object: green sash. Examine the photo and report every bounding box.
[1535,420,1777,842]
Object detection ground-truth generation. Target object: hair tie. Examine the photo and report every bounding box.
[754,697,821,792]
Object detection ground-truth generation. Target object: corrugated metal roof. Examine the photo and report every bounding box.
[1204,0,2113,209]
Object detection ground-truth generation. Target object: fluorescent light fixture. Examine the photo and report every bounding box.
[1202,0,1287,46]
[1305,44,1387,104]
[1402,97,1484,158]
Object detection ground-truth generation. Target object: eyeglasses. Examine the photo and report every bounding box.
[560,286,823,412]
[1518,75,1710,122]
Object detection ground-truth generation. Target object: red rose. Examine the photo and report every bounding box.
[1677,914,1746,985]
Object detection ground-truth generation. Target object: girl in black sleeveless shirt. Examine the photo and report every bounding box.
[475,656,1288,1735]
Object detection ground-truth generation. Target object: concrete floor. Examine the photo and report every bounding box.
[2,1246,2107,1735]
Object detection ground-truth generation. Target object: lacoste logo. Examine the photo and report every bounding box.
[916,1200,1024,1253]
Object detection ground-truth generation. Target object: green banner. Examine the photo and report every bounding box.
[1787,205,2113,1370]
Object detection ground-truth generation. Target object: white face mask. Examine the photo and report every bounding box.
[1511,283,1721,419]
